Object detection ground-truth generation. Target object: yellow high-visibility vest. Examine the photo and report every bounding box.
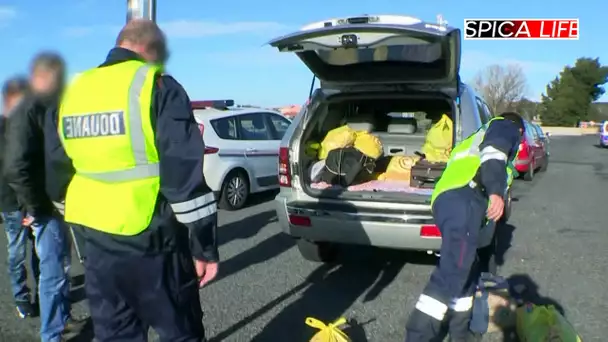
[58,60,160,235]
[432,117,514,206]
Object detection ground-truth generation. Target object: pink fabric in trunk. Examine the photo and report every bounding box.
[311,180,433,195]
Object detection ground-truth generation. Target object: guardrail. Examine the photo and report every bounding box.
[540,126,599,136]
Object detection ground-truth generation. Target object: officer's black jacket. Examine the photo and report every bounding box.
[3,94,56,216]
[478,119,522,197]
[44,48,219,262]
[0,114,21,212]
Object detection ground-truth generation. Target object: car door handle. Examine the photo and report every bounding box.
[245,148,257,152]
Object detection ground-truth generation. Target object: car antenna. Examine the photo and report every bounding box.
[436,14,448,27]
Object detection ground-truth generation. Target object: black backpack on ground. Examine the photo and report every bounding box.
[319,147,376,187]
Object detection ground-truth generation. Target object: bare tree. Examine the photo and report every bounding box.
[473,64,529,115]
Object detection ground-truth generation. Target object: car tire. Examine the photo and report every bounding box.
[297,239,337,263]
[218,170,250,211]
[539,157,549,172]
[523,163,535,181]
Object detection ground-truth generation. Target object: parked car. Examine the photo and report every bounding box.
[192,100,291,210]
[514,120,549,181]
[599,120,608,147]
[269,14,511,264]
[531,123,550,157]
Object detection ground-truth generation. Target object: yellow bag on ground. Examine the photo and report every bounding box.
[319,125,357,159]
[354,131,383,159]
[422,114,453,163]
[306,317,351,342]
[516,303,582,342]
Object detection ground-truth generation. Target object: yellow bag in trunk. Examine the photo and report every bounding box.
[516,303,582,342]
[354,131,383,159]
[306,317,351,342]
[319,125,357,160]
[422,114,453,163]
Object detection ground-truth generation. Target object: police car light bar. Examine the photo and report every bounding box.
[300,15,422,31]
[191,100,235,110]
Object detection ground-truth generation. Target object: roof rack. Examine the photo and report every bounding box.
[191,100,235,110]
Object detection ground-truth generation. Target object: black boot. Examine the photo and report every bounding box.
[447,311,482,342]
[405,309,444,342]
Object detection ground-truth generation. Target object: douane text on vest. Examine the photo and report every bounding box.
[62,111,126,139]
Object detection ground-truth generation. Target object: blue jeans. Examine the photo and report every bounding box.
[30,215,71,342]
[2,210,39,303]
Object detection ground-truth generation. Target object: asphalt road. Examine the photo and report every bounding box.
[0,135,607,341]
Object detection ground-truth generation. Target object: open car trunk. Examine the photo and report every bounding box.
[298,91,456,204]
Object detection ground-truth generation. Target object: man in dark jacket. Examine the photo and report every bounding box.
[3,53,82,342]
[1,76,40,319]
[44,20,218,341]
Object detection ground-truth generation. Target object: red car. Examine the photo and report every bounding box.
[514,120,549,181]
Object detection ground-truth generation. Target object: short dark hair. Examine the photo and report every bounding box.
[30,52,66,75]
[116,19,168,62]
[116,19,165,48]
[499,111,525,133]
[2,76,29,98]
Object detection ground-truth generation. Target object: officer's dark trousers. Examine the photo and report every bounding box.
[405,187,486,342]
[84,242,206,342]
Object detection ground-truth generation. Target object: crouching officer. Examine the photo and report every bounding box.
[43,19,218,341]
[405,112,525,342]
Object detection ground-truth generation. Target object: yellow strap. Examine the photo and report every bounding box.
[306,317,350,342]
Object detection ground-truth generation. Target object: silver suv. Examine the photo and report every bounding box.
[270,15,509,262]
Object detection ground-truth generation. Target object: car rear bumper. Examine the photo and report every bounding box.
[274,195,442,251]
[514,159,531,172]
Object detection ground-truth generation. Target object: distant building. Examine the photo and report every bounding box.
[278,104,301,118]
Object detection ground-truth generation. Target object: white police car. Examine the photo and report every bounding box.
[192,100,292,210]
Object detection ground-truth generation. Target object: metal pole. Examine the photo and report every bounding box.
[127,0,156,23]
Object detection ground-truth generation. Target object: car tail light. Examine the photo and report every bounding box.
[278,147,291,187]
[518,140,530,159]
[198,123,205,136]
[420,225,441,238]
[204,146,219,154]
[288,214,311,226]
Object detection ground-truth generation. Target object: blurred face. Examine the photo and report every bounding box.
[30,66,60,96]
[2,93,24,115]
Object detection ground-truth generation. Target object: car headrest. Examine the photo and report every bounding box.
[252,116,265,129]
[387,117,418,134]
[347,122,374,132]
[346,113,375,132]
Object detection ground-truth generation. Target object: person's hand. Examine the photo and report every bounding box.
[487,194,505,221]
[194,259,219,288]
[22,215,35,227]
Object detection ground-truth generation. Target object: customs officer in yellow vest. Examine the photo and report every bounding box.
[405,112,525,342]
[43,20,217,342]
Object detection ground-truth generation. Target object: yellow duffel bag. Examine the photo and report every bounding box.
[319,125,357,160]
[353,131,383,159]
[422,114,453,163]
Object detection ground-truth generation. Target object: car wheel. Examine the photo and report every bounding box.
[539,157,549,172]
[297,239,337,263]
[523,164,535,181]
[218,170,250,211]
